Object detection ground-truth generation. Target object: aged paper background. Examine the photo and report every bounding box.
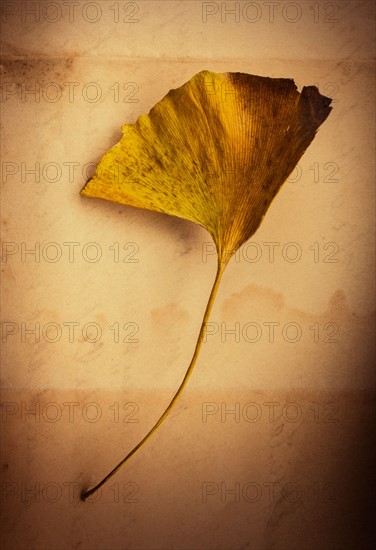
[1,1,375,549]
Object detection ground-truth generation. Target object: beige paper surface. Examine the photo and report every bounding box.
[1,1,375,548]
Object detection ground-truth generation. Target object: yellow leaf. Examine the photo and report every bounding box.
[80,71,332,501]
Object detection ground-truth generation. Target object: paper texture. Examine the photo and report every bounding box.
[1,1,375,548]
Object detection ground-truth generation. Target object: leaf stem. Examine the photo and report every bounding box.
[81,256,226,501]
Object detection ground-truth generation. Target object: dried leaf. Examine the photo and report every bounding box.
[80,70,332,500]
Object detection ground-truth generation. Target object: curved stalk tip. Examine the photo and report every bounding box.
[81,256,226,501]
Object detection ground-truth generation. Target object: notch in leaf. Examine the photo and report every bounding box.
[80,70,332,500]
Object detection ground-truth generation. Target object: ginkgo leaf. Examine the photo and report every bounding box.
[81,70,332,264]
[80,70,332,501]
